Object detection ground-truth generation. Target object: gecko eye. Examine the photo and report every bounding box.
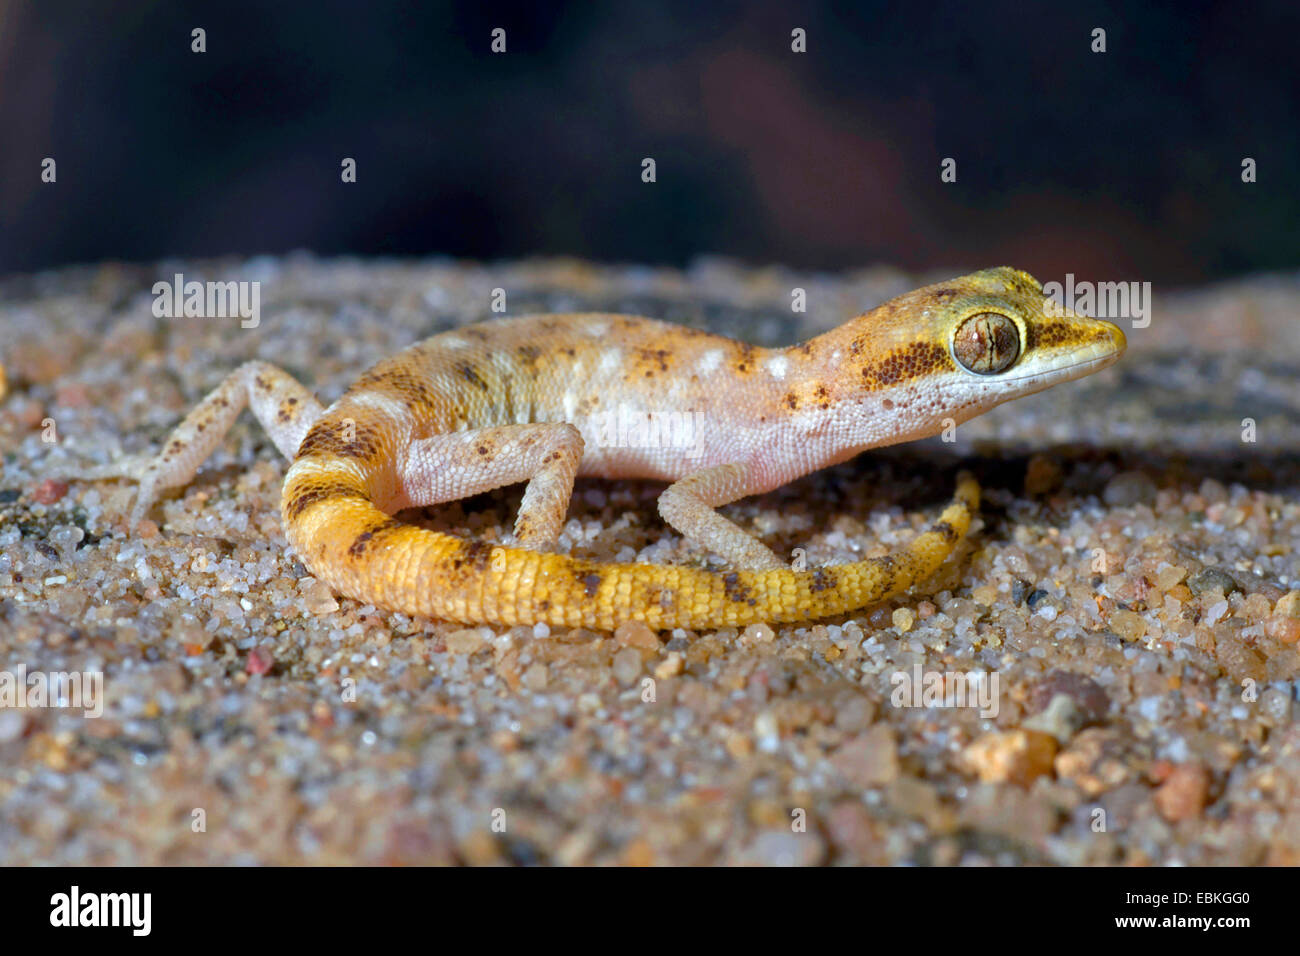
[953,312,1020,375]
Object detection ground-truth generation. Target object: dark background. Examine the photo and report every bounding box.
[0,0,1295,283]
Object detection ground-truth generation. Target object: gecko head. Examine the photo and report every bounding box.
[830,266,1126,437]
[932,267,1126,402]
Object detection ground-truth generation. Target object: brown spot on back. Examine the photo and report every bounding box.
[734,343,756,374]
[297,419,383,460]
[351,368,435,406]
[455,361,490,392]
[634,347,672,373]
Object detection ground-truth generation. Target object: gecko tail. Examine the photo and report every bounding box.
[284,453,980,631]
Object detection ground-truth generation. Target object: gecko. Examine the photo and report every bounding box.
[58,267,1124,631]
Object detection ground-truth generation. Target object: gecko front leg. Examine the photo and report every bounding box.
[657,463,787,571]
[58,361,323,525]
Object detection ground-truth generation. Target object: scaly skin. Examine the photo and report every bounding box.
[280,267,1124,629]
[62,267,1126,630]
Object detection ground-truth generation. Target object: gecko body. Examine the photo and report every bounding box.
[71,267,1124,629]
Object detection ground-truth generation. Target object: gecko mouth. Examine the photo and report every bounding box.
[1003,349,1123,385]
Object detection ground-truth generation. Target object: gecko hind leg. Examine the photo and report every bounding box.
[51,361,323,526]
[399,422,584,551]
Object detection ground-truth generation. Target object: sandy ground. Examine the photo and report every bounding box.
[1,256,1298,865]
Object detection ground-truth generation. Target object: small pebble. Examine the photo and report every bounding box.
[1029,671,1110,726]
[1275,591,1300,618]
[654,652,684,679]
[1024,455,1063,496]
[31,479,68,505]
[302,578,340,615]
[830,725,899,787]
[754,710,780,752]
[1203,601,1229,627]
[0,711,25,742]
[1109,609,1147,642]
[1103,470,1157,507]
[833,695,877,733]
[1023,694,1085,744]
[622,838,655,867]
[1188,567,1238,596]
[614,620,659,649]
[246,646,274,675]
[1153,764,1210,822]
[612,647,642,684]
[725,731,753,759]
[522,663,548,691]
[739,829,825,867]
[1154,565,1188,591]
[961,730,1058,786]
[1266,615,1300,644]
[1215,633,1266,683]
[445,628,486,655]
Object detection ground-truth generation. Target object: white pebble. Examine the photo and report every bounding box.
[1204,601,1229,626]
